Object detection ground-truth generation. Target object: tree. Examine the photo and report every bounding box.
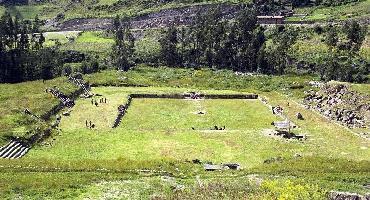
[234,6,262,72]
[343,21,367,52]
[325,25,338,48]
[112,16,135,71]
[266,26,297,74]
[159,25,180,66]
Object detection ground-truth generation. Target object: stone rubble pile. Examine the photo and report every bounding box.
[304,84,369,129]
[48,87,75,108]
[68,75,92,98]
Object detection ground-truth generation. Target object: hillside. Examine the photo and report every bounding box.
[0,0,369,31]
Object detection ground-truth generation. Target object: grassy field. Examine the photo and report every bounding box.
[0,67,369,199]
[288,0,370,21]
[24,86,369,167]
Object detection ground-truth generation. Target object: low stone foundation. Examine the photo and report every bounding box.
[112,92,258,128]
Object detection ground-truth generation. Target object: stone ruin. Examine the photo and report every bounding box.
[112,95,133,128]
[303,84,369,129]
[48,87,75,108]
[68,74,92,98]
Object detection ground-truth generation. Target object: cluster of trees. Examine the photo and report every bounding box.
[160,7,267,72]
[159,6,297,74]
[111,6,368,83]
[317,21,368,82]
[0,13,54,83]
[111,16,135,71]
[158,7,368,82]
[0,12,102,83]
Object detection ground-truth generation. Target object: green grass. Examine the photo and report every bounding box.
[59,31,114,54]
[27,87,281,166]
[22,86,369,169]
[44,31,81,47]
[0,66,369,199]
[291,0,370,22]
[0,77,78,145]
[0,5,5,16]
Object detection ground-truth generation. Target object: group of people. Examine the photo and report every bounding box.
[272,105,284,115]
[91,98,107,107]
[85,120,96,129]
[190,92,201,99]
[213,125,226,130]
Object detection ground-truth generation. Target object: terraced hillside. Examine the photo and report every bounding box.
[1,0,369,32]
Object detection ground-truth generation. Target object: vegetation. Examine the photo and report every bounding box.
[153,8,369,83]
[0,1,369,199]
[0,69,368,198]
[290,0,370,21]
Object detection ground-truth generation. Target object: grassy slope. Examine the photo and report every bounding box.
[0,77,78,145]
[288,0,370,21]
[2,0,247,20]
[2,0,368,23]
[59,31,114,55]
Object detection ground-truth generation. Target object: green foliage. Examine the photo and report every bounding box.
[112,16,135,71]
[134,37,161,63]
[160,25,180,66]
[157,7,265,72]
[266,26,298,74]
[260,180,326,199]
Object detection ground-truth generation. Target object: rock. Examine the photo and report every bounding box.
[192,159,202,164]
[296,112,304,120]
[294,153,302,158]
[62,111,70,116]
[328,191,369,200]
[222,163,241,170]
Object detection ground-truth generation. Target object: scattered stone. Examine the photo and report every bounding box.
[48,87,75,108]
[204,164,223,171]
[192,159,202,164]
[294,153,302,158]
[203,163,241,171]
[328,191,370,200]
[308,81,324,88]
[62,110,71,116]
[303,83,369,129]
[264,156,283,164]
[222,163,241,170]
